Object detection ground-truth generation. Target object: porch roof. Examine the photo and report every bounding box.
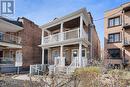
[40,8,90,29]
[0,17,23,32]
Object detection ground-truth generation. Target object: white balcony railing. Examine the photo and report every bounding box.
[0,57,14,64]
[42,28,88,44]
[63,28,79,40]
[0,33,22,45]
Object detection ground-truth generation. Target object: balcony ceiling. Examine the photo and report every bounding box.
[123,6,130,12]
[47,17,80,31]
[123,24,130,29]
[0,19,23,32]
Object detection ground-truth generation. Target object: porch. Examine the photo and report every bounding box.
[30,43,90,75]
[45,44,89,66]
[0,48,22,67]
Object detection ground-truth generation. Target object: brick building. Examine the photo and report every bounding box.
[0,17,42,73]
[104,2,130,68]
[30,8,101,75]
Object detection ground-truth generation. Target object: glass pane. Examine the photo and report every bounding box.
[109,49,120,58]
[73,50,78,57]
[109,34,114,42]
[82,50,85,57]
[115,17,120,26]
[115,34,120,42]
[109,19,114,27]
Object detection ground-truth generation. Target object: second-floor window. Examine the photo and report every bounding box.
[108,33,120,43]
[108,16,121,27]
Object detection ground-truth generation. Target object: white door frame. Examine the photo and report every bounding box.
[71,49,86,58]
[15,50,22,67]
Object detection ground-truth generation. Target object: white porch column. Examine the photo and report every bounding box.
[80,15,83,38]
[60,45,63,58]
[42,47,44,64]
[60,45,64,66]
[60,22,63,41]
[79,43,82,67]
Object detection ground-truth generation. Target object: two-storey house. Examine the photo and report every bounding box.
[30,8,100,75]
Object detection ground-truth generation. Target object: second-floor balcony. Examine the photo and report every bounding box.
[42,28,88,45]
[0,33,22,45]
[123,17,130,29]
[123,37,130,46]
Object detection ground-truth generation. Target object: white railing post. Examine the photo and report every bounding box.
[30,65,32,74]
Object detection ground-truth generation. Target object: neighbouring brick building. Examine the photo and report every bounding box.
[104,2,130,69]
[0,17,42,73]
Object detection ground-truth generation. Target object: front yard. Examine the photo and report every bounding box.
[1,67,130,87]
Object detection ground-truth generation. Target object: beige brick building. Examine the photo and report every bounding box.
[104,2,130,68]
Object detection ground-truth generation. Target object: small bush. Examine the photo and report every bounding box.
[74,66,101,87]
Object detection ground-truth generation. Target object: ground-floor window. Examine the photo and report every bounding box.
[108,48,121,59]
[108,63,121,69]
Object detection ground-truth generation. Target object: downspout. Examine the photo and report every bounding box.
[122,6,125,68]
[90,24,93,64]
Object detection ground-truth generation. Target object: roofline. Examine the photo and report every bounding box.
[0,19,23,30]
[105,1,130,13]
[0,16,23,29]
[40,8,88,29]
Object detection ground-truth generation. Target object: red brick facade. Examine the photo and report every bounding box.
[19,17,42,67]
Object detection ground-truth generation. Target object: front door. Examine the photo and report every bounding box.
[52,50,59,64]
[63,49,70,65]
[15,50,22,66]
[44,49,48,64]
[71,49,86,66]
[72,49,78,58]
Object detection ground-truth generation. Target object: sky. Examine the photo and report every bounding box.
[11,0,130,47]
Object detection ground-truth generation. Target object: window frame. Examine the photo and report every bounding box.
[108,33,121,43]
[108,16,121,28]
[108,48,121,59]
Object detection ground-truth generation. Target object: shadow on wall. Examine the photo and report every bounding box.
[104,37,130,68]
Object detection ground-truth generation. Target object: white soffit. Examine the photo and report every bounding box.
[0,19,23,32]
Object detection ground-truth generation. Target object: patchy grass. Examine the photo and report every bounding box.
[74,66,101,75]
[73,67,130,87]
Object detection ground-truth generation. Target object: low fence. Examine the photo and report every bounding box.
[30,64,48,75]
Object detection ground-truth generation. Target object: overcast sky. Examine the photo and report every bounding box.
[12,0,130,47]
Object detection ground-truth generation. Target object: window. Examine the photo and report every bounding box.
[0,32,3,41]
[108,33,120,43]
[108,49,121,59]
[82,50,85,57]
[108,16,121,27]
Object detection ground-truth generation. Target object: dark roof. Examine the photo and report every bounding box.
[0,16,23,27]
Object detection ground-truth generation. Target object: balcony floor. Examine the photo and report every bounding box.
[40,38,90,48]
[0,42,22,48]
